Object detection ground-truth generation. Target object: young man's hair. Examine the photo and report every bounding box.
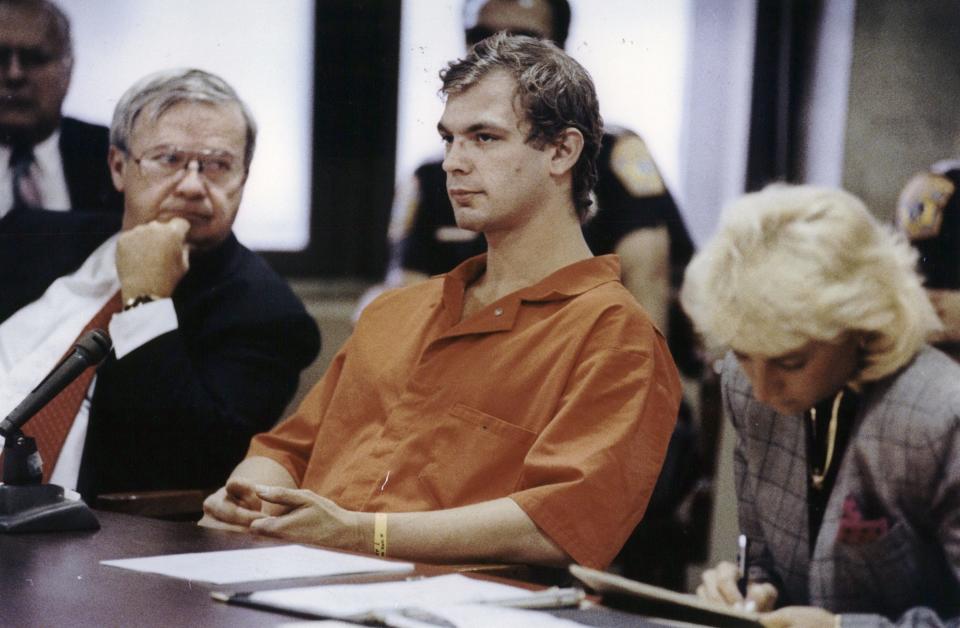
[680,183,941,383]
[440,32,602,221]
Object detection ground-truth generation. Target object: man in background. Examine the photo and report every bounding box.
[0,0,121,215]
[0,0,123,318]
[0,68,320,502]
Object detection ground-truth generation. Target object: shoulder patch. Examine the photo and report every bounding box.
[610,134,666,198]
[896,172,955,241]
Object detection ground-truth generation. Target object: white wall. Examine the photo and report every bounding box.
[56,0,314,251]
[679,0,757,247]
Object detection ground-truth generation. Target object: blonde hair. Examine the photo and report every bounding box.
[680,184,941,383]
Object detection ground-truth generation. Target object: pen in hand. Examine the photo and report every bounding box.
[737,533,748,596]
[737,533,755,612]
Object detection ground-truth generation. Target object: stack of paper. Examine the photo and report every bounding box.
[101,544,414,584]
[242,574,585,626]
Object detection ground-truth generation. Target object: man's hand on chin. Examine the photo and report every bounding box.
[116,216,191,301]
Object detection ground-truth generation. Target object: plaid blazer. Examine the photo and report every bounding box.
[723,346,960,627]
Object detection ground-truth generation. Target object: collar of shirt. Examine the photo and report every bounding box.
[438,254,623,337]
[0,129,72,218]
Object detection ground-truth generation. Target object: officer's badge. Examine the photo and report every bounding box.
[896,172,954,241]
[610,134,666,198]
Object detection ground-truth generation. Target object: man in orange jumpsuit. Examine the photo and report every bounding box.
[201,33,681,570]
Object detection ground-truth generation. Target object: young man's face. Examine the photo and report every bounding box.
[438,70,553,236]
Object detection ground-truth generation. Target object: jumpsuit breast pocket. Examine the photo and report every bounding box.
[417,403,538,509]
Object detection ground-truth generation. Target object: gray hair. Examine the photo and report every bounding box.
[680,184,941,384]
[109,68,257,171]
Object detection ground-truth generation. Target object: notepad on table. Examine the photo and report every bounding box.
[570,564,762,627]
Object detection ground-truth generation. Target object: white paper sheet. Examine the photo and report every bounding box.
[247,574,543,619]
[100,544,414,584]
[380,603,589,627]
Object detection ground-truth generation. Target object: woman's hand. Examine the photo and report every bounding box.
[760,606,837,628]
[696,560,778,612]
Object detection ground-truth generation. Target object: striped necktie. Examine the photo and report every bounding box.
[10,145,43,210]
[22,292,122,483]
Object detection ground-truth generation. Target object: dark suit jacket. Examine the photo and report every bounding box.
[0,207,121,322]
[58,117,124,213]
[74,233,321,499]
[0,117,122,320]
[724,348,960,625]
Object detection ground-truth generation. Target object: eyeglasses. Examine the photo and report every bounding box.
[131,146,242,185]
[0,46,65,71]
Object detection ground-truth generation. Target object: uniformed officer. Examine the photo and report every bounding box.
[897,158,960,356]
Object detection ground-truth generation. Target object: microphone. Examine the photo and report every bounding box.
[0,329,112,437]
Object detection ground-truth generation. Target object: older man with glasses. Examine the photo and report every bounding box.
[0,68,320,504]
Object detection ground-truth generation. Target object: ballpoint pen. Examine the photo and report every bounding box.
[485,586,585,610]
[737,533,749,599]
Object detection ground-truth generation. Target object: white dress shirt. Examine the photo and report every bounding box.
[0,235,178,489]
[0,130,72,218]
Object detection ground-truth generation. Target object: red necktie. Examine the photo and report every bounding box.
[23,292,122,483]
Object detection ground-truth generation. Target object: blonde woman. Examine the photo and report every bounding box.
[682,184,960,627]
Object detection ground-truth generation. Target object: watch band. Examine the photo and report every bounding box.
[122,294,160,311]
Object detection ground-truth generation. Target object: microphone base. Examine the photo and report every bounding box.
[0,483,100,533]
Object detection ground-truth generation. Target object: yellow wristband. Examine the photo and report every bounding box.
[373,512,387,557]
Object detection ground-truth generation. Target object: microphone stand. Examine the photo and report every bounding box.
[0,430,100,533]
[0,330,110,533]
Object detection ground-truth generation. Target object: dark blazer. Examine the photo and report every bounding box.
[0,207,121,322]
[75,233,321,499]
[724,348,960,626]
[58,117,124,213]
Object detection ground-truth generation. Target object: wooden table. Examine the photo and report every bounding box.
[0,510,669,627]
